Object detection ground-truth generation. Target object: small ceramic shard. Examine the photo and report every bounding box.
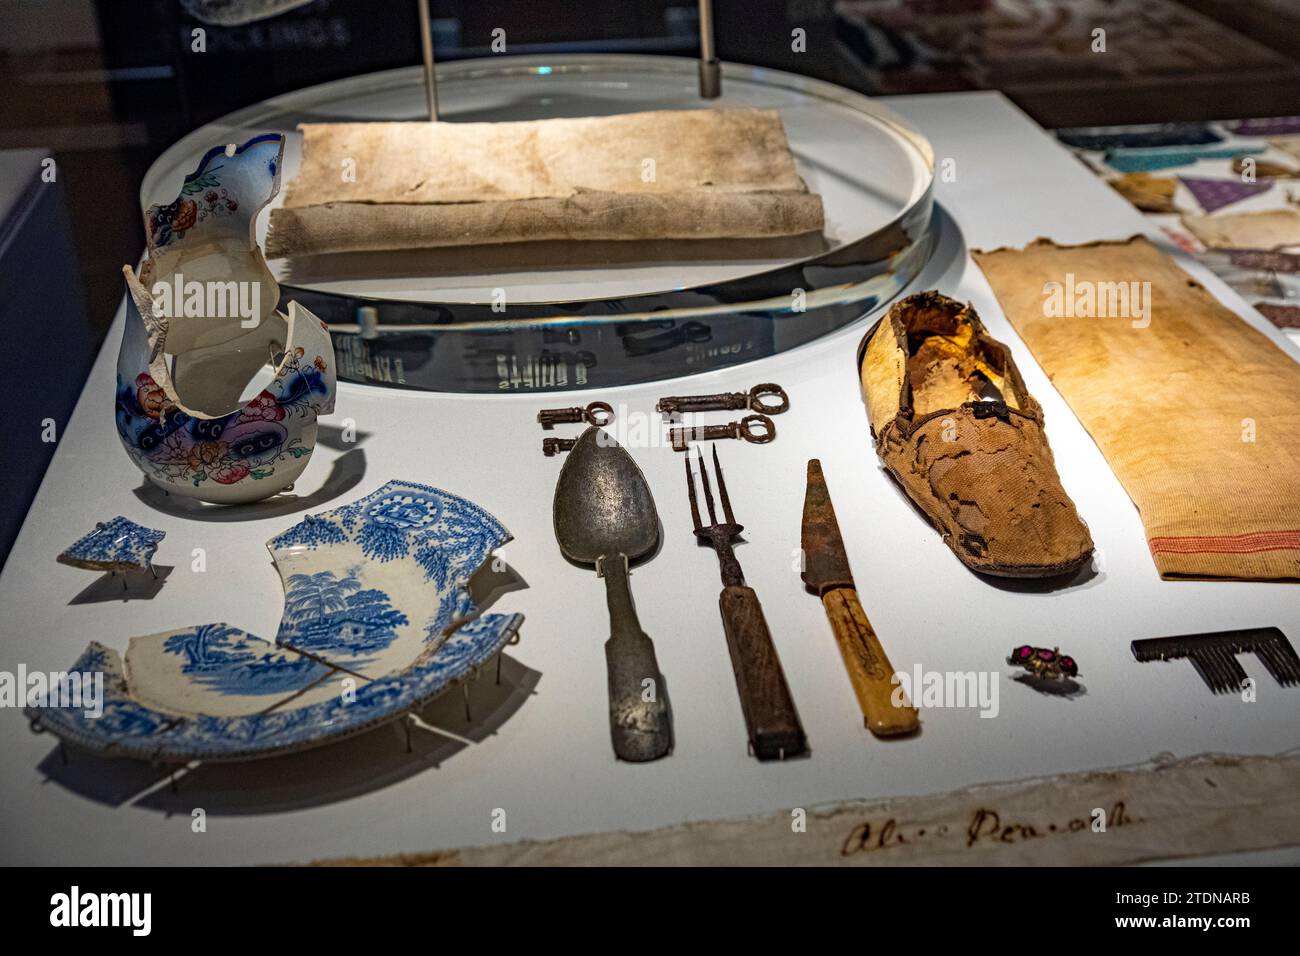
[57,516,165,573]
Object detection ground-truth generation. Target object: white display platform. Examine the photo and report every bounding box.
[1,92,1297,865]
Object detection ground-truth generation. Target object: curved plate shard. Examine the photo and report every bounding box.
[27,481,523,762]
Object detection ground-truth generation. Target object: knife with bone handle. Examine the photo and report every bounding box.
[801,459,919,737]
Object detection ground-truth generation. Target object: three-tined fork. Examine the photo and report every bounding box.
[685,445,807,760]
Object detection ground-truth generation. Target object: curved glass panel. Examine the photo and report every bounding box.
[143,55,936,392]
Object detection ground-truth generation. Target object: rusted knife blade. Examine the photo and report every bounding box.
[801,459,919,737]
[801,459,855,595]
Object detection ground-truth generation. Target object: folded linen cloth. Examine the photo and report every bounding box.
[265,109,825,258]
[973,236,1300,580]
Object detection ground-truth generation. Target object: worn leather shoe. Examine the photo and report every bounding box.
[858,291,1093,577]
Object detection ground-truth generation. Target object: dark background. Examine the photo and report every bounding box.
[4,0,1299,347]
[1,0,1299,564]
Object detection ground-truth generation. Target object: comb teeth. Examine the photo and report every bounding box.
[1187,646,1247,694]
[1131,628,1298,694]
[1256,635,1300,687]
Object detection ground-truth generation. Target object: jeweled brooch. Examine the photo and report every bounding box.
[1008,644,1078,681]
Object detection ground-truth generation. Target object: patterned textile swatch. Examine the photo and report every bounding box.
[1178,176,1271,213]
[1229,116,1300,137]
[1257,303,1300,329]
[1057,124,1221,151]
[1271,136,1300,164]
[1105,146,1263,173]
[1183,208,1300,250]
[1108,172,1177,213]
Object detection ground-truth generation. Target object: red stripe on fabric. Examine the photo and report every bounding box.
[1149,530,1300,554]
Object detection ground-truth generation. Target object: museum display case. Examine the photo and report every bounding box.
[1,0,1297,908]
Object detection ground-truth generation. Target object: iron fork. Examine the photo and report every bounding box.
[684,445,807,760]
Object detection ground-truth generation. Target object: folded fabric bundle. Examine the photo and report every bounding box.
[973,236,1300,580]
[265,109,825,258]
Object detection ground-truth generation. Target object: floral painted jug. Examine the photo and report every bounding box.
[117,134,335,504]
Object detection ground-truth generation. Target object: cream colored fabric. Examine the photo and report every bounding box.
[266,110,824,257]
[308,751,1300,865]
[973,236,1300,580]
[1182,209,1300,250]
[1270,135,1300,164]
[269,191,825,257]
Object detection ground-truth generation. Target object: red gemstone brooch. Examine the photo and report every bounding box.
[1008,645,1078,681]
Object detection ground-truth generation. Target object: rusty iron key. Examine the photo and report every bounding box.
[543,437,578,457]
[538,401,614,430]
[669,414,776,452]
[657,383,788,418]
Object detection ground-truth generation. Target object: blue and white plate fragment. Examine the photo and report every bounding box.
[57,516,165,573]
[29,481,522,761]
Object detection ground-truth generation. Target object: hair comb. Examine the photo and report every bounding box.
[1131,627,1299,694]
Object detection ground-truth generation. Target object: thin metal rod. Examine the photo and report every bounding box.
[697,0,721,99]
[697,447,717,524]
[417,0,440,121]
[685,452,702,530]
[712,445,736,524]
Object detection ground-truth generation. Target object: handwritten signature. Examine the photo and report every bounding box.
[841,801,1137,856]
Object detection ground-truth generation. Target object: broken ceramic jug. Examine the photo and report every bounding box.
[116,134,335,504]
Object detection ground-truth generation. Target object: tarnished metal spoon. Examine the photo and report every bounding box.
[553,427,672,761]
